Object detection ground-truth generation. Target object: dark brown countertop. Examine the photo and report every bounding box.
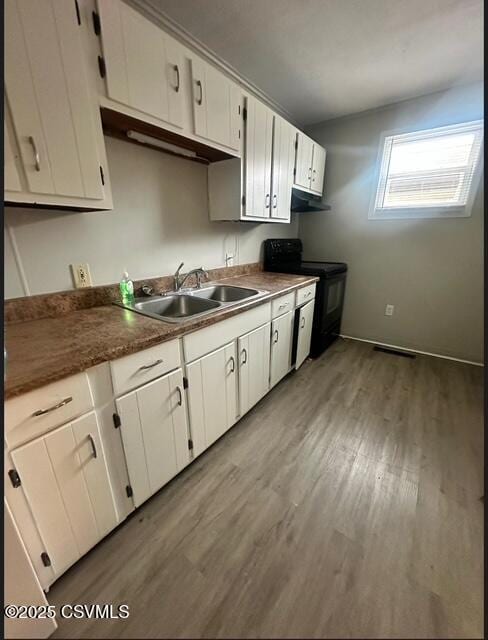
[4,272,318,399]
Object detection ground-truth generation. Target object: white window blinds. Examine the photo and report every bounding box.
[371,120,483,218]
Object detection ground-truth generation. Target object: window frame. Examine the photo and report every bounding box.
[368,120,484,221]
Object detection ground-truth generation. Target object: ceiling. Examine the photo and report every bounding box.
[147,0,483,126]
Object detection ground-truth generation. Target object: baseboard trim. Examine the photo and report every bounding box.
[340,334,484,367]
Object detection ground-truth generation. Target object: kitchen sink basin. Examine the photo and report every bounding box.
[132,294,220,322]
[192,285,260,303]
[116,283,267,323]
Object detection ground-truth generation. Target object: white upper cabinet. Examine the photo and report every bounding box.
[270,116,296,222]
[208,95,295,223]
[294,131,326,195]
[4,0,111,209]
[190,55,241,151]
[97,0,184,129]
[244,97,274,218]
[311,145,326,194]
[294,132,315,190]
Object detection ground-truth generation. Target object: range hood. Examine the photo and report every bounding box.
[291,187,331,213]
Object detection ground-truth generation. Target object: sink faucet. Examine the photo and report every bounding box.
[174,263,208,291]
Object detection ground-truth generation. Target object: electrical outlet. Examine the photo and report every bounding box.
[385,304,394,317]
[71,263,92,288]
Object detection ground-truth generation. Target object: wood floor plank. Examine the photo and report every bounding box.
[48,339,483,639]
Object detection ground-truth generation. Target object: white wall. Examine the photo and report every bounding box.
[299,83,484,363]
[4,136,298,297]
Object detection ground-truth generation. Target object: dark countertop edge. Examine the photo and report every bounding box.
[4,276,318,400]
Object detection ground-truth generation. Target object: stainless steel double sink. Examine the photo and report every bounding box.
[116,284,267,323]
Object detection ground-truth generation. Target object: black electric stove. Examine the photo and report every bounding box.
[264,239,347,356]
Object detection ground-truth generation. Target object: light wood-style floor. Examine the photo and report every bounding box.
[49,339,484,639]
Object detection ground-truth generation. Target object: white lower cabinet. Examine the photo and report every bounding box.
[238,323,271,416]
[186,342,238,458]
[296,300,315,369]
[270,311,294,388]
[116,368,190,508]
[10,412,117,579]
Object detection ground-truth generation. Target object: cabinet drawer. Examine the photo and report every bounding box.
[271,292,295,319]
[5,373,94,450]
[110,339,181,396]
[183,303,271,363]
[296,283,316,306]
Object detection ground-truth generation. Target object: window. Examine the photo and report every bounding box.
[369,120,483,219]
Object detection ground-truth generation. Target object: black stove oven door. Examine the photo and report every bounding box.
[311,272,347,356]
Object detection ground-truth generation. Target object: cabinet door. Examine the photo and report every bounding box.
[311,145,326,195]
[294,132,314,189]
[244,97,274,218]
[5,0,105,200]
[270,311,293,388]
[238,323,271,416]
[11,432,80,578]
[296,301,315,369]
[11,413,117,578]
[98,1,184,129]
[271,116,295,221]
[116,369,190,508]
[191,56,240,150]
[71,413,118,539]
[186,343,238,458]
[4,117,21,192]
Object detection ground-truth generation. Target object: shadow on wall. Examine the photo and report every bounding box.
[4,136,299,297]
[297,83,484,363]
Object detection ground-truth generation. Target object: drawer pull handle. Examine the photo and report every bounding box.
[229,356,235,373]
[305,291,312,297]
[241,348,247,365]
[278,302,288,310]
[28,136,41,171]
[174,64,180,92]
[196,79,203,105]
[274,329,279,343]
[176,386,183,406]
[301,317,306,328]
[33,396,73,417]
[137,359,163,371]
[88,434,97,459]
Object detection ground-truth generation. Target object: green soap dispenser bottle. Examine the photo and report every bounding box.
[120,270,134,304]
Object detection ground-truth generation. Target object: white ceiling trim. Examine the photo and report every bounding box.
[127,0,299,125]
